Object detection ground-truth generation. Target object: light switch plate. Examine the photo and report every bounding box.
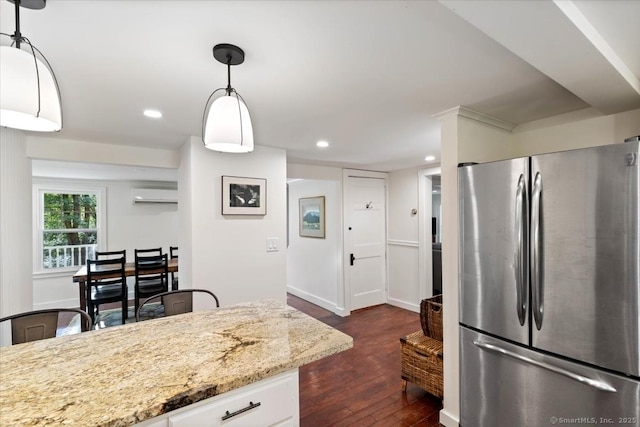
[266,237,279,252]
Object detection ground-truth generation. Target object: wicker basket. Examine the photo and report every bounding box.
[420,294,443,341]
[400,330,444,399]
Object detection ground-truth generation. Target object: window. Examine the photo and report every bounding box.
[34,183,106,272]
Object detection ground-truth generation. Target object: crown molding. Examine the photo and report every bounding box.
[433,106,517,132]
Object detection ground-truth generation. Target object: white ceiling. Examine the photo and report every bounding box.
[2,0,639,176]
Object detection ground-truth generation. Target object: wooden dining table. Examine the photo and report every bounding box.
[72,258,178,312]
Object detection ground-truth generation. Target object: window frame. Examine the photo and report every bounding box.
[33,182,107,275]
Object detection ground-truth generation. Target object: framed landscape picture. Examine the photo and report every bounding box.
[299,196,325,238]
[222,176,267,215]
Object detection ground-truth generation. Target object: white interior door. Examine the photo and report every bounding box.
[346,176,386,310]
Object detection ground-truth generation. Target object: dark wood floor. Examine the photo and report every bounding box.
[287,294,443,427]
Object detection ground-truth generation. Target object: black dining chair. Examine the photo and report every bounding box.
[169,246,178,290]
[0,308,92,345]
[94,250,129,317]
[134,250,169,316]
[94,249,128,291]
[87,256,128,325]
[136,289,220,322]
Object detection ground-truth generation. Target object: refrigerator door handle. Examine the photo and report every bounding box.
[514,174,527,326]
[473,341,617,393]
[531,172,544,330]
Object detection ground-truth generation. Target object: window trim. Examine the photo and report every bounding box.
[33,182,107,275]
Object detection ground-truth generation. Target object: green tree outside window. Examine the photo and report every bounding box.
[43,193,98,269]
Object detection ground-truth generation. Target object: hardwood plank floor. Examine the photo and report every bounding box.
[287,294,443,427]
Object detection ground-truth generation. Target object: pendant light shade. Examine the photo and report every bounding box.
[0,46,62,132]
[0,0,62,132]
[203,93,253,153]
[202,43,253,153]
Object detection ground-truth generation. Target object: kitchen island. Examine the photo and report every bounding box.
[0,299,353,426]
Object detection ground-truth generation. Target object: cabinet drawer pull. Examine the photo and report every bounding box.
[221,401,261,421]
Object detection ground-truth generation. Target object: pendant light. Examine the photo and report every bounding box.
[202,44,253,153]
[0,0,62,132]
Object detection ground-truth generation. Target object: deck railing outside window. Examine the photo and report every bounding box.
[43,244,97,269]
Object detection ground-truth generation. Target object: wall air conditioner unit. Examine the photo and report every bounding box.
[131,188,178,204]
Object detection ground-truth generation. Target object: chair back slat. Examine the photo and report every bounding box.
[87,257,126,284]
[96,250,127,261]
[135,247,162,258]
[136,254,166,272]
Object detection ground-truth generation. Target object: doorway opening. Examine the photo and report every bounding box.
[286,178,345,315]
[419,167,441,300]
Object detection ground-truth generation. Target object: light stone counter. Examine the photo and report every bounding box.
[0,299,353,426]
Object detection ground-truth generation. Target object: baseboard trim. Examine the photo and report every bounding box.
[33,298,78,310]
[387,297,419,313]
[286,286,341,315]
[334,306,349,317]
[439,408,460,427]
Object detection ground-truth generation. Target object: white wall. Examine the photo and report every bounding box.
[181,138,287,306]
[177,137,193,293]
[32,178,179,309]
[27,136,179,169]
[106,182,178,257]
[387,167,421,312]
[286,179,342,313]
[287,163,343,181]
[513,107,640,154]
[0,128,33,345]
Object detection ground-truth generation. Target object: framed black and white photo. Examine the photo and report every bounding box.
[299,196,325,238]
[222,176,267,215]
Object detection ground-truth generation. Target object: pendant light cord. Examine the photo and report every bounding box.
[9,0,42,117]
[226,56,232,95]
[14,0,22,48]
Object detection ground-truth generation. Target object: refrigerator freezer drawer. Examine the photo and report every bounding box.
[460,327,640,427]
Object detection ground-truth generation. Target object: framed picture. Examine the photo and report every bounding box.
[222,175,267,215]
[299,196,325,238]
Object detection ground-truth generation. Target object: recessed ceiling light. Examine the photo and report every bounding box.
[425,155,436,161]
[316,140,329,148]
[143,109,162,118]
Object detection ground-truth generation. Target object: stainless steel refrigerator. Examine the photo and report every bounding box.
[458,141,640,426]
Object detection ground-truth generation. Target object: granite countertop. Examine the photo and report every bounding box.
[0,299,353,426]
